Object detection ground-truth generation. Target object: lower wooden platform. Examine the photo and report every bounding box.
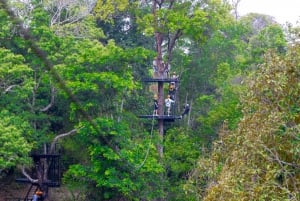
[139,115,182,122]
[15,178,60,187]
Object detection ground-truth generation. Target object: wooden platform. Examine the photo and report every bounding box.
[15,178,60,187]
[139,115,182,121]
[141,78,179,83]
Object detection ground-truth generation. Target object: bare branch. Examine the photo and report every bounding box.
[21,165,38,183]
[46,0,97,26]
[49,127,83,154]
[231,0,242,20]
[40,86,55,112]
[262,144,300,168]
[3,85,18,93]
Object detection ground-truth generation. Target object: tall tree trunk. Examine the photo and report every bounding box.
[158,82,164,158]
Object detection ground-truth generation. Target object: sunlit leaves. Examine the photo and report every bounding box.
[0,110,33,169]
[0,48,32,90]
[94,0,129,22]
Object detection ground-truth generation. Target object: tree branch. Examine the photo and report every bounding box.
[49,127,83,154]
[3,85,18,93]
[40,86,55,112]
[21,165,38,183]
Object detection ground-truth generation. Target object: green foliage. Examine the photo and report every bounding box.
[165,128,200,174]
[53,38,143,120]
[94,0,129,22]
[0,110,33,170]
[249,24,287,62]
[182,13,287,145]
[196,62,243,136]
[136,0,231,42]
[64,118,165,200]
[52,15,106,40]
[164,127,202,200]
[1,1,296,200]
[0,47,33,91]
[0,8,12,41]
[0,35,35,172]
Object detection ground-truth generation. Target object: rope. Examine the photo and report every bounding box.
[135,110,156,170]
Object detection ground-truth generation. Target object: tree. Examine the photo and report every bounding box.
[188,47,300,201]
[0,111,32,172]
[181,12,287,145]
[1,0,166,200]
[0,47,33,172]
[135,0,232,159]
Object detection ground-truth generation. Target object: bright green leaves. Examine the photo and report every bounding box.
[165,127,201,174]
[94,0,129,22]
[98,71,135,91]
[53,38,140,119]
[137,13,154,36]
[182,8,208,40]
[65,117,164,200]
[0,110,33,170]
[0,48,32,90]
[0,48,33,117]
[137,0,229,41]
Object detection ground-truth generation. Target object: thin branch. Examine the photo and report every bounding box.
[262,144,300,168]
[261,144,299,192]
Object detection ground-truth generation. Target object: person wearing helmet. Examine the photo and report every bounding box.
[181,103,190,118]
[33,189,43,201]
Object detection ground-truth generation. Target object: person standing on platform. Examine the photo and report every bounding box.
[168,83,176,100]
[165,95,175,116]
[153,94,159,116]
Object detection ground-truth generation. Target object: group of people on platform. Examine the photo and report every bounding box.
[152,72,189,117]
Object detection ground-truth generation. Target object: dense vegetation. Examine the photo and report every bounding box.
[0,0,299,200]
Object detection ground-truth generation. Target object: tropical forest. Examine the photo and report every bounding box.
[0,0,299,200]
